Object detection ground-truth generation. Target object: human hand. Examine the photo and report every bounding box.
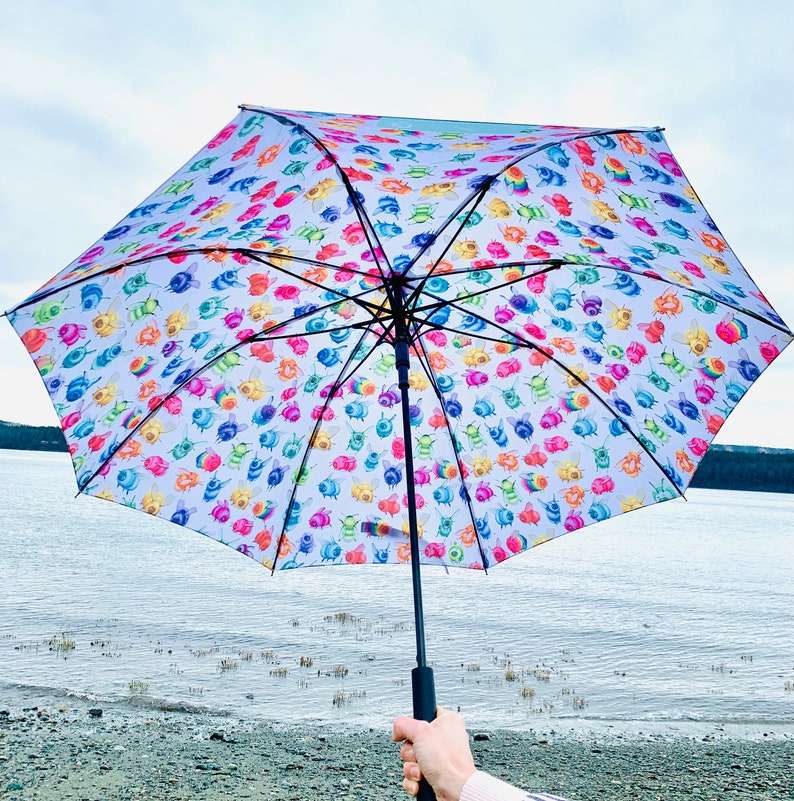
[392,706,477,801]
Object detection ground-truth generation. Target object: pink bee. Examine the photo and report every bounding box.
[403,492,425,509]
[414,467,431,486]
[310,508,332,529]
[341,222,365,245]
[680,261,705,279]
[378,494,401,516]
[144,455,169,476]
[319,384,343,399]
[491,544,509,563]
[688,437,709,456]
[535,230,559,246]
[333,455,356,471]
[392,437,405,460]
[232,251,250,266]
[486,241,510,259]
[543,192,573,215]
[494,305,516,324]
[693,380,715,405]
[649,150,683,176]
[705,413,723,435]
[424,329,447,346]
[235,328,256,342]
[251,343,275,362]
[464,370,489,387]
[345,544,367,565]
[224,308,245,329]
[543,435,569,453]
[758,336,780,364]
[627,216,657,236]
[496,358,522,378]
[274,285,301,301]
[87,433,108,453]
[606,363,630,381]
[251,181,277,203]
[185,377,211,397]
[591,476,615,494]
[424,542,446,559]
[564,511,585,532]
[518,503,541,525]
[163,396,183,415]
[281,402,301,422]
[524,244,550,259]
[211,501,230,523]
[475,482,494,502]
[523,322,547,340]
[540,407,563,429]
[267,214,291,232]
[317,243,342,261]
[525,273,547,294]
[287,336,309,355]
[207,124,237,149]
[523,444,548,466]
[233,519,254,536]
[78,245,105,264]
[281,385,297,401]
[237,203,265,223]
[61,407,83,430]
[428,409,447,430]
[570,140,595,166]
[191,196,220,216]
[626,341,647,364]
[604,256,630,270]
[58,323,87,347]
[361,247,384,263]
[98,461,112,476]
[311,406,334,421]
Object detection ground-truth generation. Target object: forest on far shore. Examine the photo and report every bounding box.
[0,419,791,494]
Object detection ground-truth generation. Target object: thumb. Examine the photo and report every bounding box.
[392,715,428,743]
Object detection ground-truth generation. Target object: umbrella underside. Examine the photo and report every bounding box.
[9,105,791,571]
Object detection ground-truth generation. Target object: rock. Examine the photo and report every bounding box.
[88,708,103,717]
[473,733,490,741]
[209,732,225,741]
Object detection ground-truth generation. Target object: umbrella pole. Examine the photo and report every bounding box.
[394,335,437,726]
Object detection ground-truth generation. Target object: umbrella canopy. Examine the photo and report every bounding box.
[7,105,791,735]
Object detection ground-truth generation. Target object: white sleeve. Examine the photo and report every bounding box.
[460,770,573,801]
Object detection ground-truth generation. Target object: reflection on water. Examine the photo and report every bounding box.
[1,449,792,731]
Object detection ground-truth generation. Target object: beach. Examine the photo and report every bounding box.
[2,696,792,801]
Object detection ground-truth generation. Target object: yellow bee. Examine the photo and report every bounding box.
[92,300,123,338]
[452,240,478,259]
[589,199,621,224]
[248,301,272,323]
[606,301,632,331]
[269,246,294,268]
[683,184,701,202]
[92,374,120,406]
[408,371,430,391]
[96,488,115,502]
[420,182,457,199]
[554,456,583,483]
[199,202,236,223]
[674,321,711,357]
[471,455,492,477]
[231,484,257,510]
[310,428,338,450]
[701,255,729,274]
[165,306,191,338]
[666,270,694,287]
[488,198,511,218]
[305,179,340,203]
[450,141,487,149]
[566,365,589,388]
[351,481,377,503]
[618,493,645,513]
[140,418,166,445]
[462,347,490,367]
[238,373,267,401]
[141,487,168,515]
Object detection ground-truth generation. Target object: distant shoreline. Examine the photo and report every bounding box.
[1,419,792,494]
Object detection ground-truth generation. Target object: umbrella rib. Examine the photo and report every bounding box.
[271,324,390,572]
[410,331,489,571]
[419,297,685,497]
[249,108,397,305]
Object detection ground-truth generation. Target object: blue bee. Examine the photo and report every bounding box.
[321,540,342,561]
[129,203,162,218]
[318,478,341,498]
[656,192,695,213]
[73,419,96,439]
[475,514,492,540]
[166,196,195,213]
[63,346,95,369]
[487,420,508,447]
[609,418,629,437]
[170,501,196,526]
[582,321,606,342]
[168,264,199,294]
[406,232,435,249]
[556,220,581,237]
[103,225,132,241]
[572,416,597,437]
[229,176,261,194]
[317,347,344,368]
[203,476,230,502]
[606,273,641,297]
[211,269,244,291]
[539,498,561,525]
[320,206,340,223]
[375,195,400,215]
[636,164,674,184]
[549,286,573,311]
[258,430,281,449]
[662,219,690,240]
[661,410,687,434]
[546,144,570,167]
[507,414,534,440]
[208,167,235,185]
[372,544,390,564]
[80,283,104,311]
[433,486,454,505]
[192,407,216,431]
[247,457,266,482]
[345,400,367,420]
[217,414,246,442]
[299,534,315,555]
[581,347,603,364]
[66,373,99,402]
[253,400,278,427]
[535,166,566,187]
[473,398,495,418]
[495,507,514,528]
[92,343,124,369]
[633,388,657,409]
[593,134,616,150]
[444,394,462,418]
[267,461,288,489]
[588,502,612,522]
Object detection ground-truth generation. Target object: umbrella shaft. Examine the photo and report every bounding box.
[394,337,428,670]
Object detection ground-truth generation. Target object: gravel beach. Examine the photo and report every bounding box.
[1,698,792,801]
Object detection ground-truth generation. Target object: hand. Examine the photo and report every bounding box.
[392,706,477,801]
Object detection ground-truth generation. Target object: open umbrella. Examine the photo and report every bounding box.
[7,105,791,742]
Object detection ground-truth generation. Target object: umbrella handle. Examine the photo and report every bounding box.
[412,666,437,801]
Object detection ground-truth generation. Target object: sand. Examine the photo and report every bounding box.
[1,697,792,800]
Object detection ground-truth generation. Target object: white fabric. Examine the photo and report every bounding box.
[461,770,572,801]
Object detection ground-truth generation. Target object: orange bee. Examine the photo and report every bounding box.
[617,133,647,155]
[248,273,271,295]
[174,470,201,492]
[579,170,605,194]
[256,144,281,167]
[254,529,272,551]
[653,289,684,316]
[117,439,143,460]
[138,379,158,400]
[496,452,520,471]
[675,449,696,474]
[136,324,162,346]
[381,178,412,194]
[617,451,642,478]
[562,484,586,508]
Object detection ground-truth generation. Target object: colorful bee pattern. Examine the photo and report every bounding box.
[8,106,791,571]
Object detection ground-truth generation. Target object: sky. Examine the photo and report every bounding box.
[1,0,792,448]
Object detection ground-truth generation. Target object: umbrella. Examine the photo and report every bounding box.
[7,105,792,739]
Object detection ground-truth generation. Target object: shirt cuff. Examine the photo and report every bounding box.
[460,770,572,801]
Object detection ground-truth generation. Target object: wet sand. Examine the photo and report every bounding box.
[1,698,792,800]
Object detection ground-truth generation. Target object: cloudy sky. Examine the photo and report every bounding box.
[1,0,792,447]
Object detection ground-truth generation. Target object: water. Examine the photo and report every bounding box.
[1,449,792,733]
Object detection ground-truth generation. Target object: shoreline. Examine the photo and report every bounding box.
[2,695,792,800]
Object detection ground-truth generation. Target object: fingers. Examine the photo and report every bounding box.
[399,741,416,763]
[392,714,430,744]
[402,777,420,796]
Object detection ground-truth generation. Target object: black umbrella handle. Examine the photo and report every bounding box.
[412,666,437,801]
